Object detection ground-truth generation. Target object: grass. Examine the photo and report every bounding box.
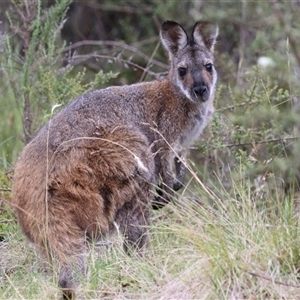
[1,163,300,299]
[0,87,23,168]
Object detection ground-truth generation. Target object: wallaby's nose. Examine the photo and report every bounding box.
[193,86,208,99]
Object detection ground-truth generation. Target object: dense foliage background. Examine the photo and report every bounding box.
[1,1,300,299]
[0,0,300,191]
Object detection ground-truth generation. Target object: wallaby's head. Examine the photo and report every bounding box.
[160,21,218,103]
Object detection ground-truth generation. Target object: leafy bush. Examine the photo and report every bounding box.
[0,0,117,165]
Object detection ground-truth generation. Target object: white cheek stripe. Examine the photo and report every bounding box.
[177,78,193,101]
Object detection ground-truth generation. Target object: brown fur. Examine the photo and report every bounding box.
[11,20,218,299]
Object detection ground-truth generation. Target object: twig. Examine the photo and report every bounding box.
[61,40,169,70]
[190,136,300,152]
[0,188,12,192]
[139,39,161,82]
[223,136,300,149]
[217,99,259,112]
[248,271,300,288]
[66,53,167,80]
[79,2,153,14]
[132,36,160,48]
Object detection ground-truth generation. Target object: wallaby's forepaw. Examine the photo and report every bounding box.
[152,186,170,210]
[173,179,183,191]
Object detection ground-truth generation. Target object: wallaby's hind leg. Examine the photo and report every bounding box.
[117,197,150,256]
[122,213,149,257]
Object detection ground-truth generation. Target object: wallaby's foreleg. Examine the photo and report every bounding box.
[152,152,187,209]
[173,154,186,191]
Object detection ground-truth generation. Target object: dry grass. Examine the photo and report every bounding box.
[2,163,300,299]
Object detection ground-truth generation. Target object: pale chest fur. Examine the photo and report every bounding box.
[174,101,214,153]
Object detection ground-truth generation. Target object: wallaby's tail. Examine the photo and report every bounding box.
[45,205,87,300]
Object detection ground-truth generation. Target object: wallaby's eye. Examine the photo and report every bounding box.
[205,63,213,72]
[178,67,187,77]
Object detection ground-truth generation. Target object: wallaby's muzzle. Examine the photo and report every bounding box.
[193,84,209,102]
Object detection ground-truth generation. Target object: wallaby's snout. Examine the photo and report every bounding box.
[193,85,207,99]
[193,80,209,101]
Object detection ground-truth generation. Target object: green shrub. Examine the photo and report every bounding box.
[0,0,117,166]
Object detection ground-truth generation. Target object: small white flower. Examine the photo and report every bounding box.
[257,56,275,68]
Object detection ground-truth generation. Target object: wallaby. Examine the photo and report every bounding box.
[11,20,218,299]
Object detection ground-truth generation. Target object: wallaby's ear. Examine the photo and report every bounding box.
[160,20,188,56]
[192,22,219,52]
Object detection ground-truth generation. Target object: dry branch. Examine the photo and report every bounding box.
[61,40,169,70]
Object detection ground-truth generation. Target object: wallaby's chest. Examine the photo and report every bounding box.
[176,108,209,150]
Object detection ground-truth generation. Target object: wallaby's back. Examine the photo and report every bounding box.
[11,20,218,299]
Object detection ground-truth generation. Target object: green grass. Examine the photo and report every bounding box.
[1,163,300,299]
[0,86,23,168]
